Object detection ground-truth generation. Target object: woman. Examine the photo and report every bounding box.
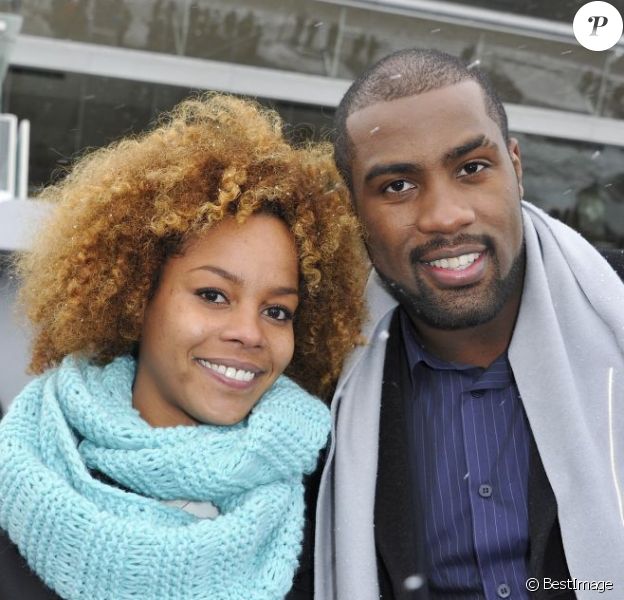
[0,94,366,599]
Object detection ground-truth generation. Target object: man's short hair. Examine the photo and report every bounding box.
[334,48,509,190]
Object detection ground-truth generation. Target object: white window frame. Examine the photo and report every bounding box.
[9,34,624,149]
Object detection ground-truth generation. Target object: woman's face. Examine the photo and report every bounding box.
[133,214,299,427]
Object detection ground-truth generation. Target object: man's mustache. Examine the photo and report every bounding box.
[409,234,495,264]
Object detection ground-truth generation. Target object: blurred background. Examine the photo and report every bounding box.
[1,0,624,409]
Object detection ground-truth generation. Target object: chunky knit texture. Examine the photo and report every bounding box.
[0,355,330,600]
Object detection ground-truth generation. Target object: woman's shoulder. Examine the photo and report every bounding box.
[0,528,61,600]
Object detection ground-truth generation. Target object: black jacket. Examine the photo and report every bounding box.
[0,529,58,599]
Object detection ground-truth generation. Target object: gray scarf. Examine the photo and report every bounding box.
[315,201,624,600]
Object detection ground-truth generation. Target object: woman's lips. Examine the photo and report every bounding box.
[195,358,262,391]
[420,251,488,288]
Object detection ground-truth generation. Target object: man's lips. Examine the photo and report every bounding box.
[417,249,488,288]
[419,244,487,263]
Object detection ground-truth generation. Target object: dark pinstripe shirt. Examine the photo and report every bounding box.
[400,310,531,600]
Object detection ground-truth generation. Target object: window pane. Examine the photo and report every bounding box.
[2,67,335,190]
[515,132,624,247]
[444,0,587,22]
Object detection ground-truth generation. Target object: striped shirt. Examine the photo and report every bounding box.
[400,310,531,600]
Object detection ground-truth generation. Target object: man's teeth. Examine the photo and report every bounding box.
[428,252,481,270]
[197,359,256,382]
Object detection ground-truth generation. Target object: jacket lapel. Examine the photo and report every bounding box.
[374,310,428,600]
[528,433,557,578]
[528,436,573,598]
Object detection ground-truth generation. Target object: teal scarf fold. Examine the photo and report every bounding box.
[0,355,330,600]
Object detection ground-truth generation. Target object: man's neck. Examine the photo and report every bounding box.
[404,290,522,368]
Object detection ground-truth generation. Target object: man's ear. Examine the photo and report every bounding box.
[508,137,524,199]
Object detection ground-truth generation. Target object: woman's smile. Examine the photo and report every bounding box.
[194,357,263,389]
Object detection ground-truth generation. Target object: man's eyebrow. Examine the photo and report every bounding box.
[364,162,423,184]
[444,135,496,164]
[190,264,298,296]
[363,136,498,184]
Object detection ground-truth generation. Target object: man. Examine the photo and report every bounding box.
[313,49,624,600]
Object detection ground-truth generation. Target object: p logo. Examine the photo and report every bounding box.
[573,1,623,51]
[589,15,609,36]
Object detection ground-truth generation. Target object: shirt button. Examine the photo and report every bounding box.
[471,389,485,398]
[478,484,493,498]
[497,583,511,598]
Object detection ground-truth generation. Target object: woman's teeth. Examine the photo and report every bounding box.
[197,359,256,382]
[428,252,481,270]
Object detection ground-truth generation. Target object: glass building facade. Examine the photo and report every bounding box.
[1,0,624,246]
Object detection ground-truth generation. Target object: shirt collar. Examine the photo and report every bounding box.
[399,308,513,390]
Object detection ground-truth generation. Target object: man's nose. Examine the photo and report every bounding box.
[221,306,265,347]
[416,182,476,235]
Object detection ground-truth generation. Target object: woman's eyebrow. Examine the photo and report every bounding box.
[271,287,300,297]
[190,264,241,283]
[190,264,298,296]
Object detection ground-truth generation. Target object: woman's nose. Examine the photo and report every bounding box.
[220,306,265,347]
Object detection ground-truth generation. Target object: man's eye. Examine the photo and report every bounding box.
[458,162,487,177]
[384,180,415,194]
[263,305,293,322]
[197,288,228,304]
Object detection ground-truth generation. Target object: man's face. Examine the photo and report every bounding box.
[346,80,525,330]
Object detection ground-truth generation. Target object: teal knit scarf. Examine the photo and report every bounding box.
[0,356,330,600]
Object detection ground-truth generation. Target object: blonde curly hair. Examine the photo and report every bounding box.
[16,94,367,399]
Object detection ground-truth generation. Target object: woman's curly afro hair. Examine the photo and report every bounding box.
[16,94,367,399]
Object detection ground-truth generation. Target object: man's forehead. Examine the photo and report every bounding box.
[346,80,489,139]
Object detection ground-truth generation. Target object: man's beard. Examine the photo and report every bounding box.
[378,235,525,331]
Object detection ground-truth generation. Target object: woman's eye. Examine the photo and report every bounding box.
[384,180,415,194]
[197,288,228,304]
[264,305,293,322]
[458,162,487,177]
